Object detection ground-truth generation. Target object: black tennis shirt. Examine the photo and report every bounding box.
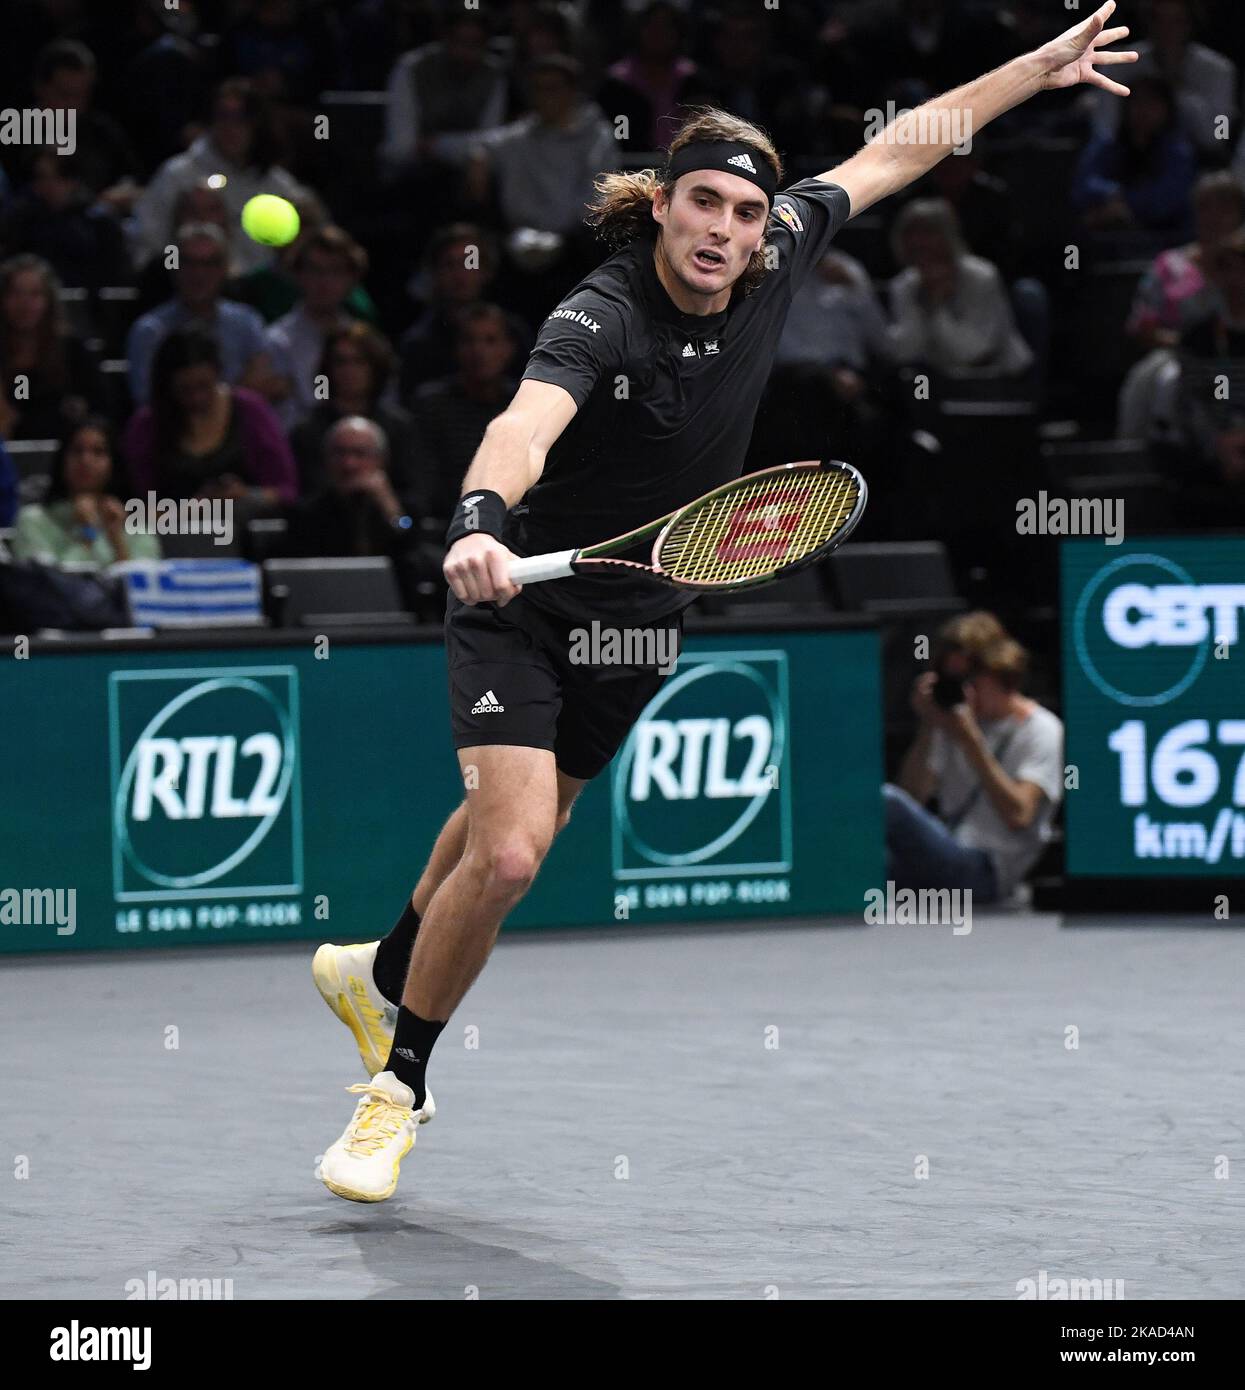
[509,177,853,624]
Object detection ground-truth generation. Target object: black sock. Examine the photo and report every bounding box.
[384,1006,445,1108]
[373,897,421,1006]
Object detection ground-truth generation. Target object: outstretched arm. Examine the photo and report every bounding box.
[825,0,1138,219]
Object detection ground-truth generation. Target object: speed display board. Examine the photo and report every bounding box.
[1062,538,1245,879]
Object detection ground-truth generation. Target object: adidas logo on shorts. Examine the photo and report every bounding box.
[471,689,505,713]
[727,152,757,174]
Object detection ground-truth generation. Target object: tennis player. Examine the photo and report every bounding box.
[315,2,1136,1202]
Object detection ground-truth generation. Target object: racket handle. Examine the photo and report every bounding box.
[508,549,577,584]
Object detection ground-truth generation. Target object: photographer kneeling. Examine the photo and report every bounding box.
[885,618,1064,904]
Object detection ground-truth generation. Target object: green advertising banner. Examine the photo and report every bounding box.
[0,625,882,952]
[1062,537,1245,878]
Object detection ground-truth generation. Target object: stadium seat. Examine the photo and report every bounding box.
[245,517,289,564]
[95,287,141,355]
[17,474,50,505]
[1071,260,1149,376]
[5,439,59,479]
[97,359,132,423]
[157,523,244,560]
[715,561,830,618]
[986,138,1080,262]
[1041,438,1154,490]
[827,212,892,277]
[262,556,413,627]
[1060,471,1172,532]
[317,91,388,151]
[938,386,1040,412]
[827,541,958,610]
[924,402,1043,537]
[59,286,94,338]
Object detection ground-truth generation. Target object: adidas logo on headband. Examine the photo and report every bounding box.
[666,140,776,201]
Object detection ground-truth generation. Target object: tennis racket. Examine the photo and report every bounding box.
[507,459,866,592]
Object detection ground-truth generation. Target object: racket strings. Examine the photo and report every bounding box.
[658,468,860,586]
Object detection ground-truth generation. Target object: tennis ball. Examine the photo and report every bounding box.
[241,194,300,247]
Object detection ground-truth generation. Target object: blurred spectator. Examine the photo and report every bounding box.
[985,0,1085,137]
[497,0,580,120]
[126,223,270,406]
[1072,76,1197,250]
[220,0,344,181]
[886,200,1033,378]
[119,0,214,176]
[0,254,104,441]
[0,0,67,113]
[12,416,160,566]
[132,180,233,318]
[835,0,1012,111]
[29,40,140,212]
[598,2,696,150]
[920,140,1020,282]
[380,8,508,176]
[766,248,893,483]
[398,223,505,397]
[122,327,297,506]
[261,225,367,429]
[289,322,422,505]
[0,152,131,291]
[1118,170,1245,438]
[888,616,1064,904]
[230,192,377,325]
[778,249,888,370]
[130,78,308,275]
[219,0,339,108]
[1166,227,1245,522]
[1091,0,1237,158]
[286,416,422,559]
[465,54,615,320]
[410,302,517,522]
[467,56,615,238]
[1126,171,1244,349]
[687,1,815,156]
[336,0,407,90]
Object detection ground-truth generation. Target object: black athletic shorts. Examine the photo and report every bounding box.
[445,589,683,781]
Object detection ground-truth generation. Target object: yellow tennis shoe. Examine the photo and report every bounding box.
[312,940,398,1077]
[319,1071,435,1203]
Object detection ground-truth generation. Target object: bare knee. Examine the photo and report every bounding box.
[469,835,548,898]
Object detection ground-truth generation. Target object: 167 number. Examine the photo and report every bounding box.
[1109,719,1245,808]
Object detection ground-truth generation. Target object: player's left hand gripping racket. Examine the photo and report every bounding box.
[507,459,866,592]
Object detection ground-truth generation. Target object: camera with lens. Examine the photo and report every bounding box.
[931,671,965,709]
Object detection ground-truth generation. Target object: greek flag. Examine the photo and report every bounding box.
[113,559,263,628]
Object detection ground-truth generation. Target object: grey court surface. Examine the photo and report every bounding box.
[2,910,1243,1300]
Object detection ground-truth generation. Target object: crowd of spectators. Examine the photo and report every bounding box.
[1,0,1243,611]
